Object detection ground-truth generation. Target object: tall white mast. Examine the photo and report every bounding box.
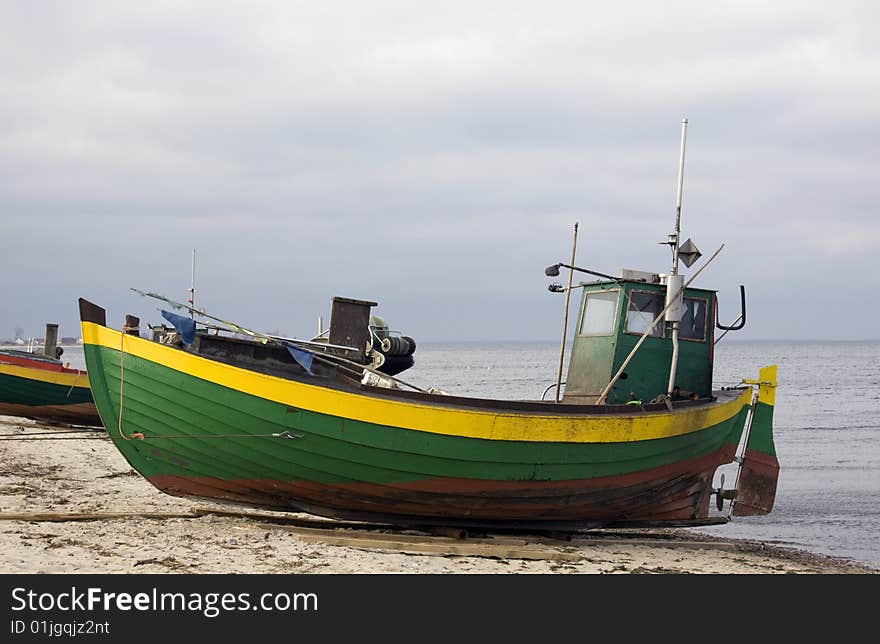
[666,118,688,397]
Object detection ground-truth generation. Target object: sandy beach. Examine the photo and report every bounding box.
[0,414,874,575]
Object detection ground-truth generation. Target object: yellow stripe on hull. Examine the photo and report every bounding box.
[0,362,91,390]
[82,322,751,444]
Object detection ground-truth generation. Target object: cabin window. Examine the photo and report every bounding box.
[579,290,618,335]
[679,297,708,341]
[626,291,663,337]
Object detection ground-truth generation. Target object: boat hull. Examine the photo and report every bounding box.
[146,447,734,527]
[81,314,754,527]
[0,352,100,426]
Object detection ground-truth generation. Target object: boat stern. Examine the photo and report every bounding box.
[733,365,779,516]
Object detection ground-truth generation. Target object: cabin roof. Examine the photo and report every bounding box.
[577,279,717,294]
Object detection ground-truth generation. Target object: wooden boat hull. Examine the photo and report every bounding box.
[0,352,100,426]
[81,310,758,528]
[146,448,734,528]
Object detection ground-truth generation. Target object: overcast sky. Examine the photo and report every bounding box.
[2,1,878,342]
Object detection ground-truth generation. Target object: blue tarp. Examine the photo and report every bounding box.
[161,310,196,345]
[287,345,314,375]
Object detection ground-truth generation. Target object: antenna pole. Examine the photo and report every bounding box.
[554,222,578,403]
[189,249,196,319]
[666,118,688,398]
[671,118,688,275]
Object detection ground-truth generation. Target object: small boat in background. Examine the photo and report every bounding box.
[0,324,101,426]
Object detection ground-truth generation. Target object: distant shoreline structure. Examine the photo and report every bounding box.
[0,338,83,350]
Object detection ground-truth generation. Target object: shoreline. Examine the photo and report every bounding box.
[0,414,875,574]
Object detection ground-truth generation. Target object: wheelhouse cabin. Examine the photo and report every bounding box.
[564,271,715,405]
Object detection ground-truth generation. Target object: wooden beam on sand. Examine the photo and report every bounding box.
[290,526,582,562]
[0,508,360,525]
[190,507,389,531]
[0,509,742,558]
[0,511,202,522]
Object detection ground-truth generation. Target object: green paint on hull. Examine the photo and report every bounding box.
[84,343,749,488]
[745,401,776,457]
[0,372,92,407]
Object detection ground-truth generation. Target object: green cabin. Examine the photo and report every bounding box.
[564,270,715,405]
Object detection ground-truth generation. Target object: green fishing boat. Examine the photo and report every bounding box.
[78,121,779,529]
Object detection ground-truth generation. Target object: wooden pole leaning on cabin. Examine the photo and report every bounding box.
[595,244,724,405]
[554,222,579,403]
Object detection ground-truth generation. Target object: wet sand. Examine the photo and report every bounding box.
[0,414,875,574]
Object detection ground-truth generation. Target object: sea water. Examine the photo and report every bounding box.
[412,340,880,569]
[60,341,880,569]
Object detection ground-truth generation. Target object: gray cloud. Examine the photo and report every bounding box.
[2,1,878,342]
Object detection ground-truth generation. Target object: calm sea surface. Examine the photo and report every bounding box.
[60,340,880,569]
